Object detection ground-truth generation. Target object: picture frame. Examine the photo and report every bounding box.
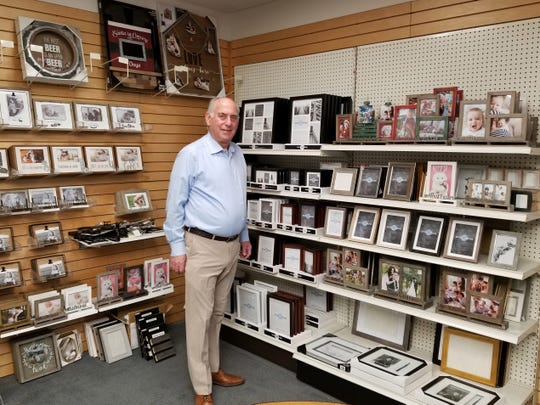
[348,205,380,244]
[376,208,411,250]
[487,90,518,115]
[355,165,386,198]
[266,292,295,336]
[383,162,416,201]
[466,179,511,207]
[239,98,290,144]
[352,301,411,350]
[84,146,116,173]
[0,189,29,213]
[0,262,23,289]
[487,114,528,142]
[422,375,500,405]
[469,293,505,325]
[28,187,59,211]
[10,146,51,176]
[0,89,33,129]
[0,227,15,253]
[149,258,169,288]
[393,104,417,141]
[31,255,67,282]
[99,322,133,363]
[59,185,88,207]
[29,222,63,247]
[61,284,92,312]
[73,102,111,131]
[439,268,469,314]
[109,105,143,132]
[357,346,427,377]
[0,148,9,178]
[504,168,522,188]
[416,93,439,117]
[441,327,501,387]
[324,248,344,285]
[521,169,540,189]
[33,100,74,130]
[411,215,446,255]
[323,206,348,239]
[511,189,533,211]
[416,116,448,142]
[282,244,303,271]
[443,218,483,262]
[55,329,83,366]
[504,289,526,322]
[11,332,62,383]
[330,168,358,196]
[434,86,458,118]
[377,257,402,296]
[376,120,393,141]
[50,146,85,174]
[0,299,30,330]
[455,165,487,199]
[486,167,504,181]
[97,270,120,303]
[279,203,299,226]
[116,189,152,214]
[423,161,458,199]
[34,294,66,324]
[123,264,145,296]
[456,100,488,140]
[303,335,368,369]
[302,247,321,275]
[400,261,429,304]
[344,266,370,291]
[237,284,263,325]
[336,113,354,141]
[487,230,521,270]
[115,146,144,172]
[257,234,278,266]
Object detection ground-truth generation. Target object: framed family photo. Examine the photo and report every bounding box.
[73,102,110,131]
[324,248,344,285]
[443,218,483,262]
[393,104,417,141]
[487,90,518,115]
[416,117,448,141]
[439,268,468,314]
[417,93,439,117]
[348,206,380,244]
[487,114,528,143]
[33,100,74,130]
[0,89,33,129]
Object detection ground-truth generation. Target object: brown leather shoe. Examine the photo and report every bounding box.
[211,369,245,387]
[194,394,213,405]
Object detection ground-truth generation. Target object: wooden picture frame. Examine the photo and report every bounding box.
[469,292,505,325]
[417,93,439,117]
[0,262,22,289]
[0,298,30,330]
[487,114,528,142]
[11,332,62,383]
[0,227,15,253]
[355,165,386,198]
[438,268,468,314]
[456,100,488,140]
[336,113,354,141]
[504,168,522,188]
[109,105,143,132]
[411,215,446,255]
[376,120,393,141]
[487,230,521,270]
[84,146,116,173]
[400,261,429,304]
[423,161,458,199]
[393,104,417,141]
[50,146,85,174]
[383,162,416,201]
[0,89,33,129]
[487,90,518,115]
[324,248,344,285]
[10,146,51,176]
[466,179,511,207]
[55,329,83,366]
[330,168,358,196]
[34,294,66,324]
[443,218,483,263]
[29,221,63,247]
[434,86,458,118]
[115,146,143,172]
[323,206,348,239]
[441,327,501,387]
[348,206,380,244]
[73,102,111,131]
[344,266,370,291]
[455,165,487,199]
[33,100,74,130]
[416,116,448,142]
[31,255,67,282]
[376,208,411,250]
[521,169,540,189]
[377,257,402,296]
[422,375,500,405]
[279,203,299,226]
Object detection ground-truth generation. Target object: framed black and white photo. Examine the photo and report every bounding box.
[110,105,143,132]
[33,100,74,130]
[59,185,88,207]
[423,161,458,200]
[115,146,143,172]
[456,100,488,140]
[304,335,368,369]
[30,222,63,247]
[330,168,358,196]
[0,227,15,253]
[355,165,386,198]
[73,103,110,131]
[324,248,344,285]
[411,215,445,255]
[443,218,483,263]
[50,146,85,174]
[455,165,487,199]
[28,187,58,211]
[422,375,500,405]
[11,332,62,383]
[0,89,33,129]
[0,148,9,178]
[487,230,521,270]
[240,98,290,144]
[323,206,348,239]
[84,146,116,173]
[31,255,67,282]
[376,209,411,250]
[348,206,380,244]
[10,146,51,176]
[0,189,29,212]
[0,261,22,289]
[383,162,415,201]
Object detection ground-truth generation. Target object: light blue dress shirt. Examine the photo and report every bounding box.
[164,133,248,256]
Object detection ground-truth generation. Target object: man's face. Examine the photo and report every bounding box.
[205,98,239,148]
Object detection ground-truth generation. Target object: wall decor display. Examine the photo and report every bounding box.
[434,86,458,118]
[0,262,23,289]
[423,161,457,200]
[0,227,15,253]
[0,148,9,178]
[239,98,290,144]
[109,106,143,132]
[324,248,344,285]
[157,6,223,97]
[61,284,92,312]
[392,104,417,141]
[330,168,358,196]
[33,100,74,130]
[383,162,416,201]
[115,146,143,172]
[323,206,348,239]
[55,329,83,366]
[99,0,164,91]
[15,16,87,86]
[34,293,66,324]
[443,218,483,263]
[411,215,446,255]
[59,185,88,207]
[12,332,62,383]
[0,89,33,129]
[31,255,67,282]
[0,298,30,330]
[29,222,63,247]
[84,146,116,173]
[416,93,439,117]
[336,113,354,141]
[376,209,411,250]
[348,206,380,244]
[416,116,448,142]
[116,189,152,214]
[487,114,528,142]
[0,189,29,213]
[421,375,500,405]
[455,100,488,140]
[73,103,111,131]
[9,146,51,176]
[455,165,487,199]
[352,301,411,350]
[50,146,85,174]
[28,187,58,211]
[487,91,519,115]
[355,165,386,198]
[487,230,521,270]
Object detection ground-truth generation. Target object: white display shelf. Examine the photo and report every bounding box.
[71,230,165,248]
[96,284,174,311]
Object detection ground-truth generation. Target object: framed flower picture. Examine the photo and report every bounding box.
[487,230,521,270]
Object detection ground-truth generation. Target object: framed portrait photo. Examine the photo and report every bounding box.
[487,114,528,142]
[411,215,446,255]
[487,230,521,270]
[416,93,439,117]
[84,146,116,173]
[11,332,62,383]
[10,146,51,176]
[0,227,15,253]
[73,102,110,131]
[109,105,143,132]
[124,264,145,296]
[377,120,393,141]
[348,205,380,244]
[376,209,411,250]
[50,146,85,174]
[115,146,143,172]
[383,162,416,201]
[336,113,354,141]
[434,86,458,118]
[393,104,417,141]
[469,293,505,326]
[0,261,23,289]
[59,185,88,207]
[423,161,457,199]
[487,90,518,115]
[33,100,74,130]
[30,222,63,247]
[456,100,488,140]
[422,375,500,405]
[330,168,358,196]
[0,89,33,129]
[323,206,348,239]
[28,187,58,211]
[400,262,429,304]
[443,218,483,263]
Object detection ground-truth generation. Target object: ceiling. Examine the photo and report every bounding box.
[179,0,278,13]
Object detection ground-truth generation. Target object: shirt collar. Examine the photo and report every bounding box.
[204,133,237,156]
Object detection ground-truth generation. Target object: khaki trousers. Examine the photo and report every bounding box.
[184,232,240,395]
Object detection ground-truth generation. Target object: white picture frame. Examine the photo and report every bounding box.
[109,105,143,132]
[50,146,85,174]
[59,186,88,207]
[33,100,74,130]
[84,146,116,173]
[0,148,9,178]
[61,284,93,312]
[504,290,526,322]
[323,206,348,239]
[98,322,133,364]
[236,284,262,325]
[11,146,51,176]
[115,146,143,172]
[54,329,83,366]
[73,102,111,131]
[330,168,358,196]
[0,89,33,129]
[521,169,540,190]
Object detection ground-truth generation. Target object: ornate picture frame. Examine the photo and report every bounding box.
[11,332,62,383]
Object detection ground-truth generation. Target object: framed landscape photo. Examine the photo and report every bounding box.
[330,168,358,196]
[443,218,483,263]
[30,222,63,247]
[422,375,500,405]
[383,162,416,201]
[12,332,62,383]
[84,146,116,173]
[109,105,143,132]
[456,100,488,140]
[73,102,110,131]
[348,206,380,244]
[411,215,446,255]
[355,165,386,198]
[323,206,348,239]
[10,146,51,176]
[0,89,33,129]
[487,230,521,270]
[487,114,528,142]
[0,227,15,253]
[0,262,23,289]
[115,146,143,172]
[376,209,411,250]
[50,146,85,174]
[59,185,88,207]
[423,161,457,199]
[33,100,74,130]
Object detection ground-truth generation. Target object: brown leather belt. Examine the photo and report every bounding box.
[183,226,238,242]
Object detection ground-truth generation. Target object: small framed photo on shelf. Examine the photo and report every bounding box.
[0,298,30,330]
[0,261,23,289]
[237,284,263,325]
[393,104,417,141]
[33,100,74,130]
[116,189,152,214]
[443,218,483,263]
[355,165,386,198]
[416,116,448,142]
[466,179,511,207]
[73,102,110,131]
[84,146,116,173]
[34,293,66,324]
[423,161,457,199]
[468,293,505,325]
[486,167,504,181]
[357,346,427,377]
[11,332,62,383]
[0,89,33,129]
[376,209,411,250]
[110,105,143,132]
[59,185,88,207]
[0,227,15,253]
[504,168,522,188]
[487,90,518,115]
[421,375,500,405]
[383,162,416,201]
[323,206,348,239]
[455,165,487,199]
[344,266,369,291]
[487,230,521,270]
[28,188,58,211]
[97,270,120,303]
[400,261,430,304]
[456,100,488,140]
[336,113,354,141]
[29,222,63,247]
[0,189,29,212]
[282,244,303,272]
[487,114,528,142]
[10,146,51,176]
[302,247,321,275]
[417,93,439,117]
[324,248,344,285]
[438,268,468,314]
[31,255,67,282]
[148,258,169,288]
[279,203,299,226]
[115,146,143,172]
[61,284,92,312]
[50,146,85,174]
[504,289,526,322]
[348,206,380,244]
[124,264,145,296]
[521,169,540,189]
[434,86,458,118]
[330,168,358,196]
[377,120,393,141]
[0,148,9,178]
[377,257,402,296]
[411,215,446,255]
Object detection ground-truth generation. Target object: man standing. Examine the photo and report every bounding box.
[164,97,252,405]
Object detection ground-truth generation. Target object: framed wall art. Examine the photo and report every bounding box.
[376,208,411,250]
[33,100,74,130]
[487,114,528,142]
[0,89,33,129]
[487,230,521,270]
[456,100,488,140]
[0,148,9,178]
[0,262,23,289]
[0,298,30,330]
[9,146,51,176]
[115,146,143,172]
[421,375,500,405]
[411,215,446,255]
[73,103,111,131]
[348,206,380,244]
[330,168,358,196]
[50,146,85,174]
[443,218,483,263]
[0,227,15,253]
[383,162,416,201]
[84,146,116,173]
[29,222,63,247]
[15,16,87,86]
[109,106,143,132]
[392,104,417,141]
[239,97,290,144]
[12,332,62,383]
[423,161,457,200]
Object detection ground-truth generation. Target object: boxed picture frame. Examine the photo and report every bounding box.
[34,293,66,325]
[443,217,483,263]
[59,185,88,208]
[323,206,348,239]
[0,262,23,289]
[356,346,428,379]
[383,162,416,201]
[73,102,111,131]
[487,229,521,270]
[29,222,63,247]
[9,146,51,176]
[33,100,74,130]
[376,208,411,250]
[423,161,457,200]
[50,146,85,174]
[421,375,500,405]
[115,189,152,215]
[11,332,62,383]
[302,247,322,275]
[456,100,488,141]
[239,97,290,144]
[303,334,368,370]
[330,168,358,196]
[31,255,67,282]
[115,146,143,172]
[0,298,30,330]
[28,187,59,211]
[109,105,143,132]
[348,205,380,244]
[411,215,446,255]
[0,89,33,129]
[0,227,15,253]
[84,146,116,173]
[355,165,387,198]
[487,114,528,143]
[236,283,264,325]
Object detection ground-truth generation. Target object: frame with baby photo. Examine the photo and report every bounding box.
[455,100,488,141]
[486,91,519,115]
[487,113,528,143]
[433,86,458,119]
